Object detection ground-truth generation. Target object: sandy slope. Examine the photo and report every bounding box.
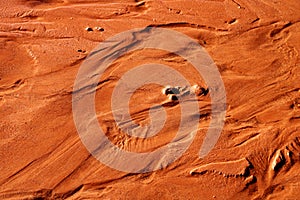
[0,0,299,199]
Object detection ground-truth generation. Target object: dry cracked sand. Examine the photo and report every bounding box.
[0,0,300,199]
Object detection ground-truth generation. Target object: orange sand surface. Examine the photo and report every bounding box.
[0,0,300,199]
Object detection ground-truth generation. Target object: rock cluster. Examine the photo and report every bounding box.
[162,85,209,101]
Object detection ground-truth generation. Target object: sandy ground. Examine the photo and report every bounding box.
[0,0,300,199]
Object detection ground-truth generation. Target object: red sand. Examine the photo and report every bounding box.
[0,0,299,199]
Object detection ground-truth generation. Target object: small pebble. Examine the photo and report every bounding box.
[169,87,180,95]
[162,86,180,95]
[169,95,178,101]
[190,85,209,96]
[162,85,171,95]
[77,49,86,53]
[95,27,104,32]
[85,27,93,32]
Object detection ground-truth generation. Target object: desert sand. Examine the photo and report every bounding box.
[0,0,300,199]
